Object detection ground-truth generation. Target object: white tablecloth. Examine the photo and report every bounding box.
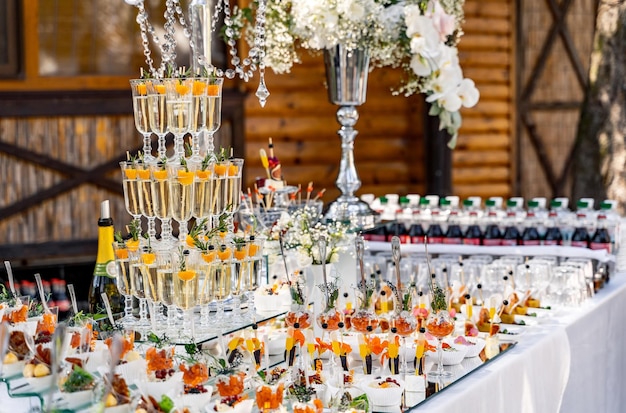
[411,273,626,413]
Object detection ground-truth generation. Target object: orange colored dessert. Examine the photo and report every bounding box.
[255,383,284,410]
[285,311,311,329]
[216,373,245,397]
[426,319,454,339]
[351,312,379,333]
[145,347,174,372]
[317,310,342,331]
[180,362,209,387]
[394,316,416,336]
[36,313,57,336]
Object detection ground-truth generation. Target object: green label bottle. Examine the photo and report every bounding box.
[88,200,123,316]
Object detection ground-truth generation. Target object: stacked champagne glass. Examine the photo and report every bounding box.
[112,72,262,341]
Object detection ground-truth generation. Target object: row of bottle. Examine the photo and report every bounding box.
[361,195,619,253]
[6,277,72,314]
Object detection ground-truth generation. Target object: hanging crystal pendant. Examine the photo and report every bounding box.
[255,74,270,107]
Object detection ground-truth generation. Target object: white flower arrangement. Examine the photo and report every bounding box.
[266,208,350,265]
[237,0,479,148]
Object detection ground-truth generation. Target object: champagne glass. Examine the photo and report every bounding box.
[245,235,263,321]
[391,286,418,375]
[156,248,178,332]
[139,245,164,331]
[222,158,244,216]
[146,78,170,161]
[137,163,158,245]
[203,77,224,155]
[169,160,195,241]
[120,161,142,224]
[111,241,136,328]
[230,238,249,324]
[151,162,174,246]
[129,246,151,330]
[198,244,217,331]
[165,77,193,161]
[214,243,233,328]
[188,77,208,164]
[193,156,216,220]
[130,78,155,164]
[173,246,200,339]
[425,308,455,379]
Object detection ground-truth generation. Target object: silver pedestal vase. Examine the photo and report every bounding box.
[323,44,378,229]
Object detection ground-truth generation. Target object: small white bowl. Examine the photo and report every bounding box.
[1,359,26,378]
[174,388,213,413]
[57,389,95,409]
[267,331,287,355]
[425,341,468,365]
[362,376,405,407]
[453,336,486,358]
[137,372,184,400]
[23,374,54,392]
[115,358,147,383]
[212,398,254,413]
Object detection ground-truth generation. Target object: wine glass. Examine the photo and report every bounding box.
[203,77,224,155]
[120,161,142,224]
[188,77,208,164]
[130,79,155,164]
[169,160,195,242]
[165,77,193,161]
[138,245,164,331]
[172,246,200,339]
[425,309,455,379]
[111,241,136,328]
[145,78,170,161]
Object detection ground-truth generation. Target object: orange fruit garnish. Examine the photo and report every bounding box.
[186,235,196,248]
[248,244,260,257]
[155,84,166,94]
[207,84,220,96]
[227,164,239,176]
[192,80,207,96]
[137,84,147,95]
[137,169,150,180]
[213,163,227,176]
[195,170,210,180]
[177,270,196,281]
[255,383,284,410]
[177,170,194,186]
[142,253,156,265]
[124,168,138,180]
[201,251,217,263]
[105,334,134,359]
[175,83,190,96]
[126,239,140,252]
[115,248,129,260]
[217,247,231,261]
[234,247,247,261]
[153,170,168,180]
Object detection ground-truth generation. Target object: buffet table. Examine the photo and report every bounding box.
[412,272,626,413]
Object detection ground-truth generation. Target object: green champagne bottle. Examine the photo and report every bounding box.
[88,200,123,316]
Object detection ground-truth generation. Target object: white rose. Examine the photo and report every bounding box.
[458,78,480,108]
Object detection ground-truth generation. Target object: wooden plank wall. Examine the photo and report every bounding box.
[0,116,133,246]
[452,0,514,199]
[242,55,425,203]
[243,0,515,204]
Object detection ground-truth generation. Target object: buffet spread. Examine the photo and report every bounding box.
[1,0,625,412]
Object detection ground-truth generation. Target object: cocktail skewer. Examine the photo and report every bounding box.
[3,261,18,301]
[34,273,51,314]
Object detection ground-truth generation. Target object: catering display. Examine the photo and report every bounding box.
[0,0,622,411]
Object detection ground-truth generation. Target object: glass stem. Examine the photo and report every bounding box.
[192,131,202,158]
[437,338,444,376]
[157,133,167,159]
[143,133,154,163]
[139,298,148,323]
[161,218,173,243]
[178,219,188,242]
[206,132,215,155]
[147,217,158,244]
[174,134,185,159]
[124,294,134,319]
[167,305,177,330]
